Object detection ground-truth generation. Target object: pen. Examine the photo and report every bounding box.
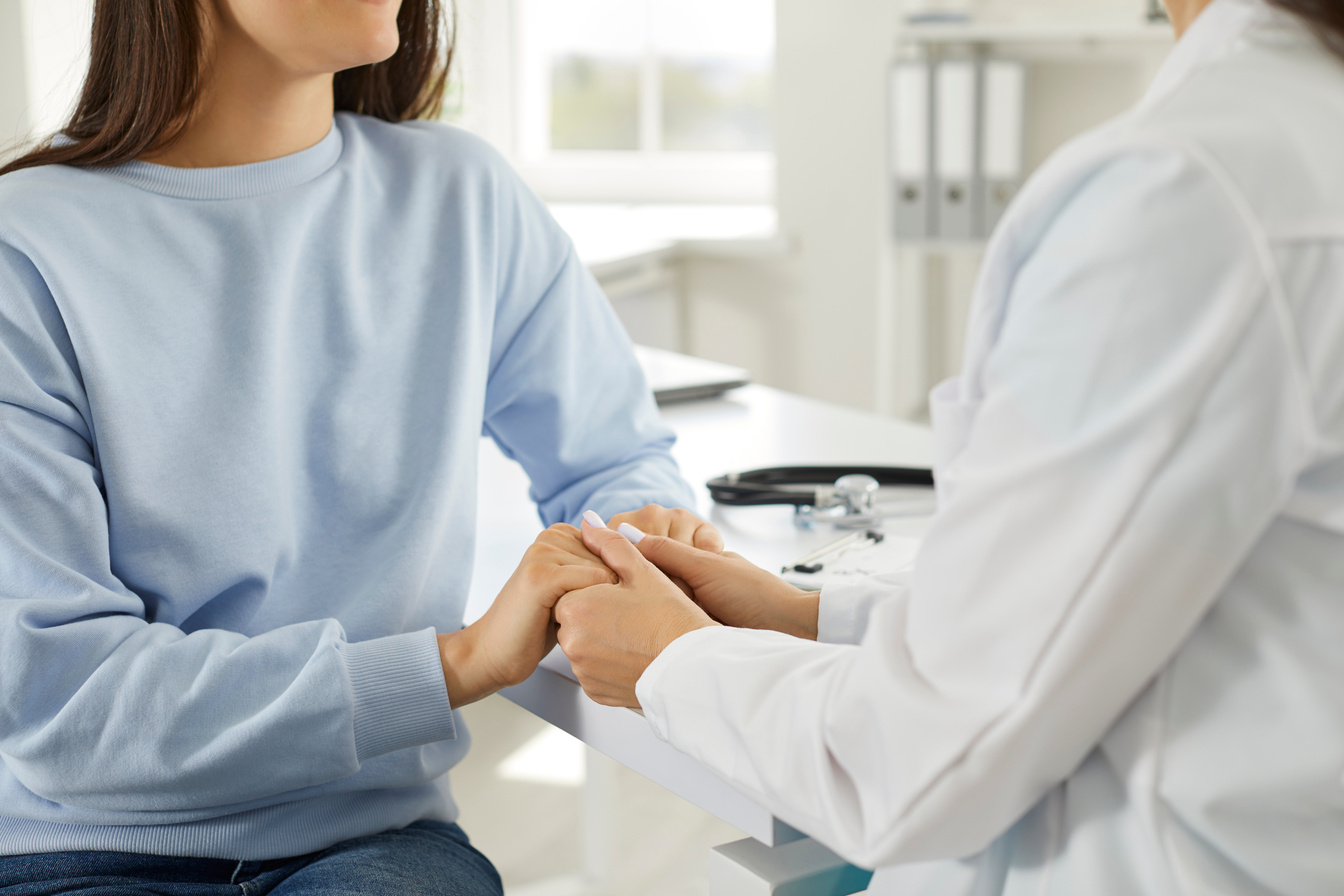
[783,530,885,575]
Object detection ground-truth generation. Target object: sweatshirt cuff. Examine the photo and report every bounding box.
[816,573,911,645]
[339,628,457,762]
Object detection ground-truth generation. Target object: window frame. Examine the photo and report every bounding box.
[508,0,776,204]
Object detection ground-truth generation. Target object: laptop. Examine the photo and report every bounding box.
[634,345,752,405]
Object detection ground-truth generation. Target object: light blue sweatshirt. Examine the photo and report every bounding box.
[0,113,694,860]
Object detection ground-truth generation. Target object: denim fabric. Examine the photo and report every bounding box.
[0,822,502,896]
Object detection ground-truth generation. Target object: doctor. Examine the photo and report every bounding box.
[553,0,1344,892]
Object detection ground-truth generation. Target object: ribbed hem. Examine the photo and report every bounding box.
[99,121,344,200]
[339,629,457,762]
[0,783,457,861]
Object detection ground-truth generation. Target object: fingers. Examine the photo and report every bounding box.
[580,518,656,581]
[656,508,723,553]
[542,563,619,598]
[691,521,725,553]
[608,505,725,553]
[534,524,610,568]
[626,531,711,584]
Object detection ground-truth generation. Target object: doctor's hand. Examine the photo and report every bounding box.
[437,524,617,708]
[605,504,725,553]
[603,522,821,640]
[553,520,719,708]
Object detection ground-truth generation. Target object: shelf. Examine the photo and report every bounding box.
[899,20,1174,47]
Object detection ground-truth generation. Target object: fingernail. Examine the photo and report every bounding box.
[617,523,645,544]
[583,510,607,529]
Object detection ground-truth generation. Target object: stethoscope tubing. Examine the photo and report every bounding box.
[706,465,935,507]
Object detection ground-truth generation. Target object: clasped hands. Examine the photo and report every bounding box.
[438,506,821,710]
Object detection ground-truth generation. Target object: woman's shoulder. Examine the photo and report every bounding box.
[0,161,87,209]
[335,113,514,183]
[0,163,100,249]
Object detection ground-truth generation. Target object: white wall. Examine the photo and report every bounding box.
[20,0,92,137]
[0,0,31,160]
[677,0,906,410]
[1,0,92,160]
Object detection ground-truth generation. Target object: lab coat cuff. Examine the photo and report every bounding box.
[636,625,727,742]
[817,573,911,645]
[339,628,457,762]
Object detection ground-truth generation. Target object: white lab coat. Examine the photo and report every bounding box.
[636,1,1344,893]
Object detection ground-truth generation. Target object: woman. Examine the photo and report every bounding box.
[0,0,719,892]
[557,0,1344,893]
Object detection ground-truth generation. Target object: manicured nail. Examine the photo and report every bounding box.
[617,523,646,544]
[583,510,607,529]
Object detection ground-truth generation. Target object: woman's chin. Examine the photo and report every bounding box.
[332,35,402,71]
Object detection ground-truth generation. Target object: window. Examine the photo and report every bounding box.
[514,0,775,203]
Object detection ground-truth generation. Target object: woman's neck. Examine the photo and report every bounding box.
[1166,0,1219,38]
[141,19,336,169]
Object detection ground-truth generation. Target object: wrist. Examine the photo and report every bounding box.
[437,626,506,708]
[660,616,718,651]
[770,590,820,640]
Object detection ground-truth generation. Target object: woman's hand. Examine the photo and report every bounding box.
[606,504,725,552]
[437,524,617,708]
[611,522,821,640]
[553,521,719,708]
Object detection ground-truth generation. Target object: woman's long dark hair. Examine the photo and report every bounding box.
[1268,0,1344,58]
[0,0,452,177]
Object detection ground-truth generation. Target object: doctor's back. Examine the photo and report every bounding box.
[937,2,1344,892]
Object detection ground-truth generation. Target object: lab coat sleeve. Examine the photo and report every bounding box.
[816,574,910,645]
[480,158,696,525]
[635,146,1314,867]
[0,242,457,814]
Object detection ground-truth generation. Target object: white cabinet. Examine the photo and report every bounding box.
[885,13,1174,417]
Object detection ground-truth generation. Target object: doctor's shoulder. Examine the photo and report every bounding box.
[1133,35,1344,221]
[1010,39,1344,262]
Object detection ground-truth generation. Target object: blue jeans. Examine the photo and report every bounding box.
[0,821,502,896]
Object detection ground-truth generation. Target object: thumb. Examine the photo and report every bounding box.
[580,514,655,581]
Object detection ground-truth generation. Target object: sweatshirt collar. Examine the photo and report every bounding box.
[101,118,344,201]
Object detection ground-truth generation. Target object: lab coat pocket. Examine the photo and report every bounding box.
[929,377,980,507]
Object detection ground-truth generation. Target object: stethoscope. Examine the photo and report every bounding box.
[706,465,936,528]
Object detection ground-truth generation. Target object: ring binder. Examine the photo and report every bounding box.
[891,59,934,241]
[934,58,979,240]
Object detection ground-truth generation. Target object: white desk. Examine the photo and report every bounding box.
[465,386,934,889]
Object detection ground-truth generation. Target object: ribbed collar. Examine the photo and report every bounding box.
[99,119,344,200]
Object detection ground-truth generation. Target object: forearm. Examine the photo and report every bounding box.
[484,244,696,527]
[539,447,696,527]
[2,617,456,812]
